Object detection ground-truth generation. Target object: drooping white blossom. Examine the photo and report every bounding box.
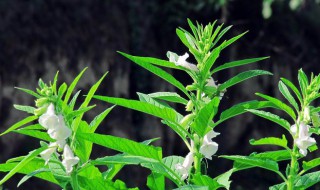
[199,130,219,160]
[206,77,217,88]
[175,152,194,180]
[167,51,198,71]
[40,142,58,165]
[62,144,80,174]
[47,115,72,146]
[290,123,316,156]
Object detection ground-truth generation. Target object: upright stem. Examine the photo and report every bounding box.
[287,146,298,190]
[193,89,203,174]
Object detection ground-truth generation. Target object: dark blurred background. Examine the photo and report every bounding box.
[1,0,320,189]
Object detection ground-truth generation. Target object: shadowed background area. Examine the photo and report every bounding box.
[1,0,320,189]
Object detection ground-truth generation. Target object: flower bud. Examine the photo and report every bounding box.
[35,98,48,107]
[185,101,194,111]
[186,85,197,91]
[303,107,311,123]
[34,105,49,116]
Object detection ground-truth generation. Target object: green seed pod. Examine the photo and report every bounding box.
[179,113,195,129]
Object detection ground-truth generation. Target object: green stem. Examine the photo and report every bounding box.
[287,147,298,190]
[71,171,80,190]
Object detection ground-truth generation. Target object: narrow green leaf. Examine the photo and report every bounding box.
[298,69,308,98]
[212,57,269,73]
[119,52,189,97]
[218,70,273,91]
[176,29,198,54]
[191,97,220,137]
[14,129,53,142]
[76,133,162,161]
[89,106,114,133]
[256,93,296,120]
[222,31,248,50]
[94,96,179,122]
[294,171,320,189]
[211,25,232,48]
[15,87,41,98]
[58,82,67,99]
[278,81,299,111]
[66,105,95,120]
[246,109,291,132]
[138,92,172,109]
[214,169,234,189]
[213,100,273,127]
[174,185,209,190]
[233,150,291,171]
[0,115,38,136]
[63,68,87,106]
[147,172,165,190]
[201,47,220,75]
[18,168,50,187]
[280,77,303,104]
[221,155,279,173]
[13,105,35,114]
[0,146,47,185]
[148,92,188,105]
[302,158,320,173]
[250,135,289,149]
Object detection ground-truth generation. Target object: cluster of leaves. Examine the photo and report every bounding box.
[223,69,320,189]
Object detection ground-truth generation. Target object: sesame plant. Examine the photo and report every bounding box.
[222,69,320,189]
[91,19,273,189]
[0,69,145,189]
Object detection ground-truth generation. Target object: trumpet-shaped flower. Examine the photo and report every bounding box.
[199,130,219,160]
[40,142,58,165]
[62,144,80,174]
[39,103,59,130]
[290,123,316,156]
[206,77,217,88]
[47,115,72,144]
[175,152,194,180]
[167,51,198,71]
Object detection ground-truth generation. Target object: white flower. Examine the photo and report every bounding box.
[175,152,194,180]
[62,144,80,174]
[39,103,59,130]
[167,51,198,71]
[47,115,72,144]
[40,142,58,165]
[206,77,217,88]
[199,130,219,160]
[290,123,316,156]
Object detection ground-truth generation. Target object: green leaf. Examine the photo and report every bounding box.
[222,31,247,50]
[15,87,41,98]
[0,159,58,185]
[294,171,320,189]
[89,106,114,133]
[138,92,172,109]
[148,92,188,105]
[0,115,38,136]
[13,104,36,114]
[250,135,289,149]
[191,97,220,137]
[278,81,299,111]
[147,172,165,190]
[218,70,273,91]
[221,155,279,173]
[212,57,269,73]
[66,105,96,120]
[232,150,291,171]
[269,183,286,190]
[68,90,81,111]
[298,69,308,98]
[0,146,47,185]
[94,96,179,122]
[246,109,291,132]
[18,168,50,187]
[213,100,273,127]
[58,82,68,99]
[63,68,87,105]
[256,93,296,120]
[14,128,53,142]
[76,133,162,161]
[176,29,198,55]
[201,47,220,75]
[192,174,222,190]
[119,52,189,97]
[72,71,107,132]
[174,185,209,190]
[280,77,303,104]
[162,120,190,140]
[211,25,232,48]
[302,158,320,173]
[214,169,234,189]
[77,176,117,190]
[93,154,158,166]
